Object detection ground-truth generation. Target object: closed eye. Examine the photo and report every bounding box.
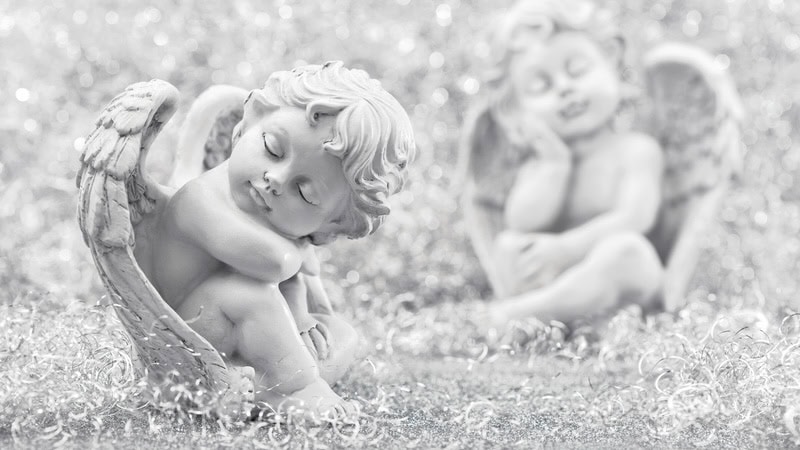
[526,73,551,95]
[297,182,320,206]
[262,132,283,158]
[566,56,591,77]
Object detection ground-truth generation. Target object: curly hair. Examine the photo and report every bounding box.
[234,61,416,244]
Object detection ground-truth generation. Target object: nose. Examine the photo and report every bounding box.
[554,73,574,98]
[263,170,286,195]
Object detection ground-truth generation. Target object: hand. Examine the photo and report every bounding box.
[517,233,574,290]
[507,114,571,162]
[299,321,330,361]
[297,238,321,276]
[494,231,575,293]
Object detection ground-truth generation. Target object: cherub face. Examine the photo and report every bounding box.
[509,31,621,141]
[228,106,351,240]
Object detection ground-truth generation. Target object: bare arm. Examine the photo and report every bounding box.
[558,135,664,260]
[170,184,303,282]
[504,157,571,232]
[504,119,573,232]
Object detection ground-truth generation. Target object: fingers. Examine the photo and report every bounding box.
[308,325,329,361]
[300,330,318,360]
[300,323,330,361]
[525,119,570,161]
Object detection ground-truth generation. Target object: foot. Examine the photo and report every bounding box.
[217,364,256,419]
[257,377,357,420]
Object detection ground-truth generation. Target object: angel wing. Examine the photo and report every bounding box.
[169,85,247,188]
[76,80,250,406]
[638,42,744,311]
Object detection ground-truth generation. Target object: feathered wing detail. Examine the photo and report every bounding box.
[169,85,248,188]
[76,80,249,404]
[639,43,744,310]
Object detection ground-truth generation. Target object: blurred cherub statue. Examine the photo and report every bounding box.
[76,62,415,417]
[459,0,742,328]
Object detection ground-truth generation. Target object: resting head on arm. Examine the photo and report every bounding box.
[227,61,416,245]
[461,0,632,235]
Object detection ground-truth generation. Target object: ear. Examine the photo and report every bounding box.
[601,35,625,66]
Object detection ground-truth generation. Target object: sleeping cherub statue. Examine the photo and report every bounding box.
[76,62,415,418]
[460,0,743,328]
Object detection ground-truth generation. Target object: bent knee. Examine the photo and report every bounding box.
[596,233,656,263]
[592,233,663,286]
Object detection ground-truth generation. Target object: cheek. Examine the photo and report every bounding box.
[587,71,621,100]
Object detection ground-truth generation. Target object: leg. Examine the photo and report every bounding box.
[490,233,663,326]
[280,275,359,384]
[178,269,352,416]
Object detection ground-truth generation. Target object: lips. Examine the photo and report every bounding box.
[559,99,589,120]
[248,182,272,212]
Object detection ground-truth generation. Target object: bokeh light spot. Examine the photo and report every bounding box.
[0,15,15,37]
[754,211,768,226]
[398,37,415,54]
[146,7,162,23]
[785,34,800,51]
[428,165,443,180]
[346,270,360,284]
[72,10,87,25]
[105,11,119,25]
[425,275,438,287]
[73,137,86,152]
[429,51,444,69]
[79,73,93,88]
[153,32,169,46]
[279,6,293,20]
[23,119,38,133]
[15,88,30,102]
[461,77,479,95]
[686,10,702,25]
[436,4,452,27]
[432,87,449,106]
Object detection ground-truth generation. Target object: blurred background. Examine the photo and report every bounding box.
[2,0,799,313]
[2,0,800,445]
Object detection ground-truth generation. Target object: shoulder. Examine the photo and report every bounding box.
[170,177,215,215]
[616,131,663,169]
[167,175,229,234]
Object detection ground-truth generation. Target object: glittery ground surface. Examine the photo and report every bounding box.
[2,0,800,447]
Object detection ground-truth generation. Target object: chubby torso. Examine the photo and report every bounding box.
[559,139,626,230]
